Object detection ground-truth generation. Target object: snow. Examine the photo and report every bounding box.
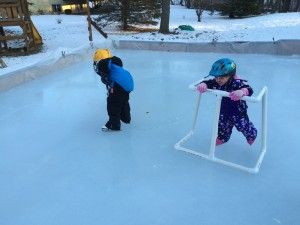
[1,5,300,225]
[1,5,300,75]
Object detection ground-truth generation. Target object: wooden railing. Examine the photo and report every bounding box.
[0,0,38,54]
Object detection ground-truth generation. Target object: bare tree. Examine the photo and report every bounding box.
[193,0,211,22]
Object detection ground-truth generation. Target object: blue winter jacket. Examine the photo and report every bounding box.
[109,61,134,92]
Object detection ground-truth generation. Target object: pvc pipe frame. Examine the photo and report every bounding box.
[174,84,268,174]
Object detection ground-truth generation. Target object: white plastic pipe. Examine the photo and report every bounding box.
[175,81,268,174]
[189,80,268,103]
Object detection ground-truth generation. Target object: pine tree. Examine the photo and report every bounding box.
[216,0,260,18]
[94,0,161,30]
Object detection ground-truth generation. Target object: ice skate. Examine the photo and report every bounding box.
[101,125,121,132]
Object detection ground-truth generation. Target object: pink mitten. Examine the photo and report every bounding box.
[196,83,208,93]
[229,88,249,101]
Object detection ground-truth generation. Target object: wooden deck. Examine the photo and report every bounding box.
[0,0,42,55]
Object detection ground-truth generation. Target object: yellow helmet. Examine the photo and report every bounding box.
[93,49,112,62]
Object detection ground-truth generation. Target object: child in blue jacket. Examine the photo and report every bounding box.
[94,55,134,131]
[196,58,257,145]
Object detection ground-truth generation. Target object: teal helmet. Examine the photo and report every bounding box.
[209,58,236,77]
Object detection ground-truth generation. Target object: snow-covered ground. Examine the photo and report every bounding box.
[1,6,300,225]
[1,5,300,75]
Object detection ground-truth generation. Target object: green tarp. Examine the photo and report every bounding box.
[178,25,195,31]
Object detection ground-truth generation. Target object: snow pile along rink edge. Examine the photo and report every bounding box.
[0,41,113,92]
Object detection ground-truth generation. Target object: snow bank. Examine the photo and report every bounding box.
[116,39,300,55]
[0,40,113,92]
[1,38,299,92]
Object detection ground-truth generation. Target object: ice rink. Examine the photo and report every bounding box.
[1,50,300,225]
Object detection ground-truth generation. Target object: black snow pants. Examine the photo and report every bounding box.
[105,82,131,130]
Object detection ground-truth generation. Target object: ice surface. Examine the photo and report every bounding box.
[1,50,300,225]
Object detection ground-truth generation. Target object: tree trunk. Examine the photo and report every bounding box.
[259,0,265,13]
[186,0,191,8]
[121,0,130,30]
[295,0,300,11]
[159,0,170,34]
[282,0,292,12]
[196,9,202,22]
[270,0,277,12]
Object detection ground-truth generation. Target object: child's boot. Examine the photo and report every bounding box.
[247,139,255,145]
[102,122,121,132]
[102,125,120,132]
[216,138,224,146]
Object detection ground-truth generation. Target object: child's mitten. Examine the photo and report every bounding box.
[196,83,208,93]
[229,88,249,101]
